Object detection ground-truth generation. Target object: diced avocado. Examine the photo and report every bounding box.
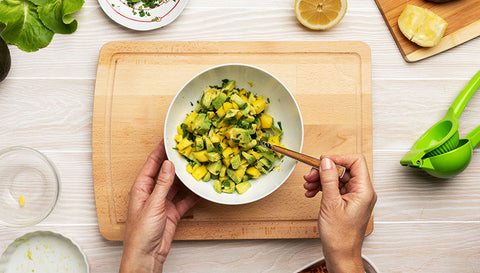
[220,165,227,177]
[260,152,276,163]
[271,124,283,137]
[207,160,222,175]
[230,154,241,170]
[212,93,227,110]
[236,181,251,194]
[244,115,255,123]
[224,109,239,119]
[230,93,247,109]
[214,180,222,193]
[221,80,235,92]
[192,113,211,134]
[255,145,269,153]
[204,137,215,152]
[195,136,204,151]
[240,140,257,151]
[228,128,252,144]
[222,180,235,193]
[201,91,215,109]
[259,157,272,168]
[240,104,251,116]
[207,152,221,162]
[202,172,211,182]
[241,152,256,164]
[227,167,246,184]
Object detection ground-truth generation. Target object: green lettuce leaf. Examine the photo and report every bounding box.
[32,0,84,34]
[0,0,54,52]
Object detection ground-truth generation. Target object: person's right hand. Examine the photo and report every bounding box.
[303,154,376,273]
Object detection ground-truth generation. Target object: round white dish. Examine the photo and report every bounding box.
[98,0,189,31]
[164,63,304,205]
[0,147,60,227]
[0,231,89,273]
[295,255,380,273]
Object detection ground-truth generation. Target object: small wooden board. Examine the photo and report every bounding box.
[374,0,480,62]
[92,41,373,241]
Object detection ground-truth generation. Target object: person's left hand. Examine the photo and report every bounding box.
[120,140,200,273]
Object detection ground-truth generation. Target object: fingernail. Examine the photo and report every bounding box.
[306,169,315,177]
[321,158,333,171]
[161,160,173,174]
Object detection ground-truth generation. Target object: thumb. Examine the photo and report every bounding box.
[150,160,176,203]
[319,158,341,200]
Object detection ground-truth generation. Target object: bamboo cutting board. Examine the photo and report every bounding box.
[375,0,480,62]
[92,41,372,241]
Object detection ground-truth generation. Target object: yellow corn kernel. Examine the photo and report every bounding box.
[193,150,209,162]
[174,134,182,143]
[260,113,273,129]
[192,165,208,181]
[232,146,240,155]
[19,195,25,206]
[177,125,183,135]
[186,164,194,174]
[246,167,261,178]
[232,102,239,109]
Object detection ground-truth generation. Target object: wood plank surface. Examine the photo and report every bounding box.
[92,41,373,241]
[374,0,480,62]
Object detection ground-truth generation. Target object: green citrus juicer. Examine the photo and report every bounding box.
[401,70,480,178]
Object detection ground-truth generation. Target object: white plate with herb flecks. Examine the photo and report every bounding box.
[98,0,188,31]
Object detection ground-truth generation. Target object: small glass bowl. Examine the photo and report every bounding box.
[0,146,60,227]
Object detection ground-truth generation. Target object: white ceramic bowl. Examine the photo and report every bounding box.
[0,231,89,273]
[98,0,189,31]
[164,63,303,205]
[295,256,380,273]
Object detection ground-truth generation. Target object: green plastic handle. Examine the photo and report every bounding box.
[451,70,480,119]
[466,125,480,149]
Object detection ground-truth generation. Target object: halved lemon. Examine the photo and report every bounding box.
[398,5,448,47]
[294,0,347,30]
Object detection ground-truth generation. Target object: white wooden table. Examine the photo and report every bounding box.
[1,0,480,272]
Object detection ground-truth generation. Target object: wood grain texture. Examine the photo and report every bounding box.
[374,0,480,62]
[92,41,373,241]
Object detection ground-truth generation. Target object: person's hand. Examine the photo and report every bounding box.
[120,140,200,273]
[303,154,376,273]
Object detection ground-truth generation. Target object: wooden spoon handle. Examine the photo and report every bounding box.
[269,145,346,178]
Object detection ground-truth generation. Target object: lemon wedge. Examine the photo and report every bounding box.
[398,5,448,47]
[295,0,347,30]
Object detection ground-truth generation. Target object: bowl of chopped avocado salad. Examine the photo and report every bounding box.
[98,0,189,31]
[165,63,303,205]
